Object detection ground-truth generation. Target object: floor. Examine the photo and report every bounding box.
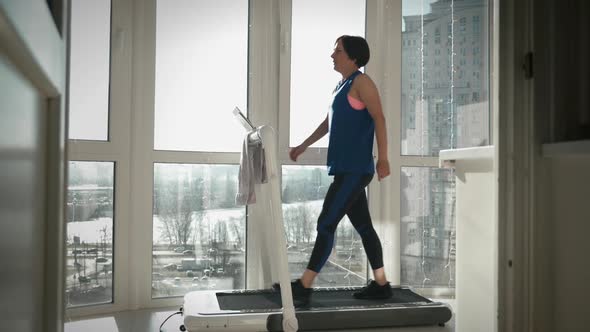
[65,301,455,332]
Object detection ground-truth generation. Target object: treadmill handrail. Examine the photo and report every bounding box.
[234,107,299,332]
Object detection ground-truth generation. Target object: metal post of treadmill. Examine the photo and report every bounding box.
[257,125,298,332]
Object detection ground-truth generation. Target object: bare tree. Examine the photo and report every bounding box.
[299,202,315,243]
[284,202,316,245]
[156,169,205,246]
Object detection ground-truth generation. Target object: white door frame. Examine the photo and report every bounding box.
[0,1,68,331]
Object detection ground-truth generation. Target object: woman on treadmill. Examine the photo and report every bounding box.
[278,35,392,306]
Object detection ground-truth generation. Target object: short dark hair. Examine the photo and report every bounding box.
[336,35,370,68]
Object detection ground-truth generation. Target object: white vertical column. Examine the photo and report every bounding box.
[440,146,496,332]
[246,0,281,289]
[366,0,402,284]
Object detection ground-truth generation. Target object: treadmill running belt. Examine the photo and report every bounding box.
[217,287,432,311]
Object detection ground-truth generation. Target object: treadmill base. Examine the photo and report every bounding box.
[183,287,453,331]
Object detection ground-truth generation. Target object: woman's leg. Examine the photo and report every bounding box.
[371,267,388,286]
[303,174,369,287]
[346,182,388,285]
[300,269,317,288]
[303,267,388,288]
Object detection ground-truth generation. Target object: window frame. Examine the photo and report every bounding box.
[130,0,253,309]
[66,0,133,316]
[396,0,492,298]
[66,0,495,315]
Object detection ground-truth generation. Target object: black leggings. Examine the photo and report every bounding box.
[307,173,384,272]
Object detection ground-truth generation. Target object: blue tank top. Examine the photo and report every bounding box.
[327,71,375,175]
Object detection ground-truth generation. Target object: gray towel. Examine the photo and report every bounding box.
[236,131,267,205]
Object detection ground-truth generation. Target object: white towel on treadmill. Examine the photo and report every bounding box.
[235,131,267,205]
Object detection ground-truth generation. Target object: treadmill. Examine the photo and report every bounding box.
[184,287,452,331]
[182,108,452,331]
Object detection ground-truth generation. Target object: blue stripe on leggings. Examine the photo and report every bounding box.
[317,174,364,268]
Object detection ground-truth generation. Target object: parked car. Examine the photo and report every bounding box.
[96,257,108,263]
[182,250,194,256]
[78,276,90,283]
[173,247,184,253]
[163,263,177,271]
[178,258,199,271]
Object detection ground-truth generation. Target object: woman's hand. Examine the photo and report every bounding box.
[289,145,307,162]
[376,159,390,181]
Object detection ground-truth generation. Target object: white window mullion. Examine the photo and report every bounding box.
[129,0,160,309]
[69,141,126,158]
[248,0,281,139]
[278,0,292,163]
[111,158,132,311]
[245,0,282,289]
[151,151,241,165]
[364,0,403,285]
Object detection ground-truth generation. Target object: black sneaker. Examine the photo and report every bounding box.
[272,279,312,307]
[353,280,393,300]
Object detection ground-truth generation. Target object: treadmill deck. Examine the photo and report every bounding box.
[217,286,433,311]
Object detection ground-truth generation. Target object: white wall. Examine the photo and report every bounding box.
[547,157,590,331]
[530,0,590,331]
[0,51,48,332]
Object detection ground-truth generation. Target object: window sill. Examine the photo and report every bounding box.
[438,146,494,168]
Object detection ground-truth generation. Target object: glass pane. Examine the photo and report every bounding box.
[400,167,455,293]
[68,0,111,141]
[290,0,366,148]
[282,165,368,287]
[152,164,245,298]
[154,0,248,152]
[401,0,490,156]
[66,161,114,307]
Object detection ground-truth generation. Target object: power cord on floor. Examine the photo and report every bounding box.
[159,306,184,332]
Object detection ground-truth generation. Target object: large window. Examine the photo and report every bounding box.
[151,0,249,300]
[66,161,114,307]
[68,0,111,141]
[154,0,248,152]
[401,0,490,156]
[400,0,490,295]
[65,0,495,316]
[400,167,455,288]
[152,164,245,298]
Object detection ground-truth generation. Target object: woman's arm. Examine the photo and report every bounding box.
[290,115,329,161]
[355,74,390,180]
